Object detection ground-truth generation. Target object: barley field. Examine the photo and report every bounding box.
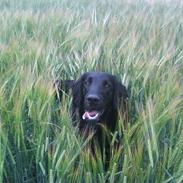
[0,0,183,182]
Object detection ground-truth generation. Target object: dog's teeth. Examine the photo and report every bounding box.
[82,112,87,120]
[82,111,99,120]
[82,115,86,120]
[88,113,99,120]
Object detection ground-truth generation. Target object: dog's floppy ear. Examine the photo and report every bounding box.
[54,80,75,102]
[72,73,87,109]
[113,76,129,126]
[113,77,128,108]
[70,73,88,122]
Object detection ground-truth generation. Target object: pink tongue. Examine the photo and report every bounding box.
[88,111,98,117]
[82,111,99,120]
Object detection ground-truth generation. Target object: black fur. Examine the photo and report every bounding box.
[55,72,128,166]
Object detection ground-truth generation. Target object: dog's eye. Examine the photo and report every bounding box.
[84,77,92,86]
[84,81,90,86]
[103,81,110,88]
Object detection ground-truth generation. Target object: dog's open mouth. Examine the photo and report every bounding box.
[82,110,103,121]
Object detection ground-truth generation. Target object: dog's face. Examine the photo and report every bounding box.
[59,72,128,125]
[82,72,115,121]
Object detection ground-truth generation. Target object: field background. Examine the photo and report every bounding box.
[0,0,183,182]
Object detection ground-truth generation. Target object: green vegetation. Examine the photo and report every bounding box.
[0,0,183,182]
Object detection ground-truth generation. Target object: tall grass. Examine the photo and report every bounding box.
[0,0,183,182]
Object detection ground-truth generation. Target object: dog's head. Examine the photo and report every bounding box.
[56,72,128,126]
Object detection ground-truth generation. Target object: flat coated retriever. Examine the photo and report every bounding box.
[55,72,128,165]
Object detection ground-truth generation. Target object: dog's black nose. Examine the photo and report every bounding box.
[86,94,100,104]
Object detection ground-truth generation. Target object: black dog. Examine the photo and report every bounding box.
[55,72,128,164]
